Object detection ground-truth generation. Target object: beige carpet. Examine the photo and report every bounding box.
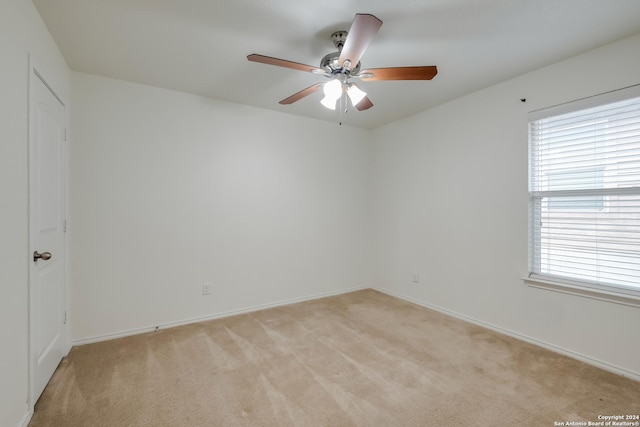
[30,289,640,426]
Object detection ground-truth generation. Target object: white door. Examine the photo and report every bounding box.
[29,66,67,403]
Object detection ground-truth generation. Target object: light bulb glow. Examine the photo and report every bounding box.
[320,95,337,110]
[347,84,366,106]
[323,79,342,99]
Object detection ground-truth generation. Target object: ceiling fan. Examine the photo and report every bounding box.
[247,13,438,112]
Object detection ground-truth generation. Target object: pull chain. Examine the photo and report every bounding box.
[339,92,348,126]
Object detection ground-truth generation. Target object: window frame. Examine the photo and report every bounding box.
[525,84,640,307]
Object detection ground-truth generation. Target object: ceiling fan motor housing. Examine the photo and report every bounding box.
[321,31,361,75]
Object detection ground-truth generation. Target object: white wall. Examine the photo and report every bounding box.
[69,32,640,378]
[371,33,640,378]
[69,72,372,341]
[0,1,70,426]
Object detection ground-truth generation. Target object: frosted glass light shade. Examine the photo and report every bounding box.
[347,85,366,106]
[323,79,342,99]
[320,95,337,110]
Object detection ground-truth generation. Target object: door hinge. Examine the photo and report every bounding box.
[64,128,68,141]
[64,311,67,325]
[64,219,67,233]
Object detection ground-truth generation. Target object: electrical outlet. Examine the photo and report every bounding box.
[412,273,420,283]
[202,282,211,295]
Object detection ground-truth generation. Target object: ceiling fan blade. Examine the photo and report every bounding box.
[359,66,438,81]
[338,14,382,69]
[279,83,323,105]
[247,54,327,75]
[355,96,374,111]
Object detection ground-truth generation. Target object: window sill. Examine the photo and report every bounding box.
[522,276,640,308]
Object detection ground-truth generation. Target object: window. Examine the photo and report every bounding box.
[546,168,605,211]
[527,86,640,304]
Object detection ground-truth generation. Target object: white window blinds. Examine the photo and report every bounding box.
[528,86,640,297]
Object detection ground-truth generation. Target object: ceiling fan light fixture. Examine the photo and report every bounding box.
[323,79,343,99]
[346,84,366,106]
[320,95,338,110]
[321,79,343,110]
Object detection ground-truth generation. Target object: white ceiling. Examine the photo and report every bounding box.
[34,0,640,129]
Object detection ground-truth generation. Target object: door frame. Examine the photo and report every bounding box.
[27,54,70,412]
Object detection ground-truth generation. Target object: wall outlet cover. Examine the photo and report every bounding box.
[202,283,212,295]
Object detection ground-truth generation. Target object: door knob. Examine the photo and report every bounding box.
[33,251,52,262]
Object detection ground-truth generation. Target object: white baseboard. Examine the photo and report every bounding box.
[373,287,640,383]
[72,285,368,346]
[20,409,33,427]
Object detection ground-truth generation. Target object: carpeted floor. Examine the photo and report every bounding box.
[29,289,640,426]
